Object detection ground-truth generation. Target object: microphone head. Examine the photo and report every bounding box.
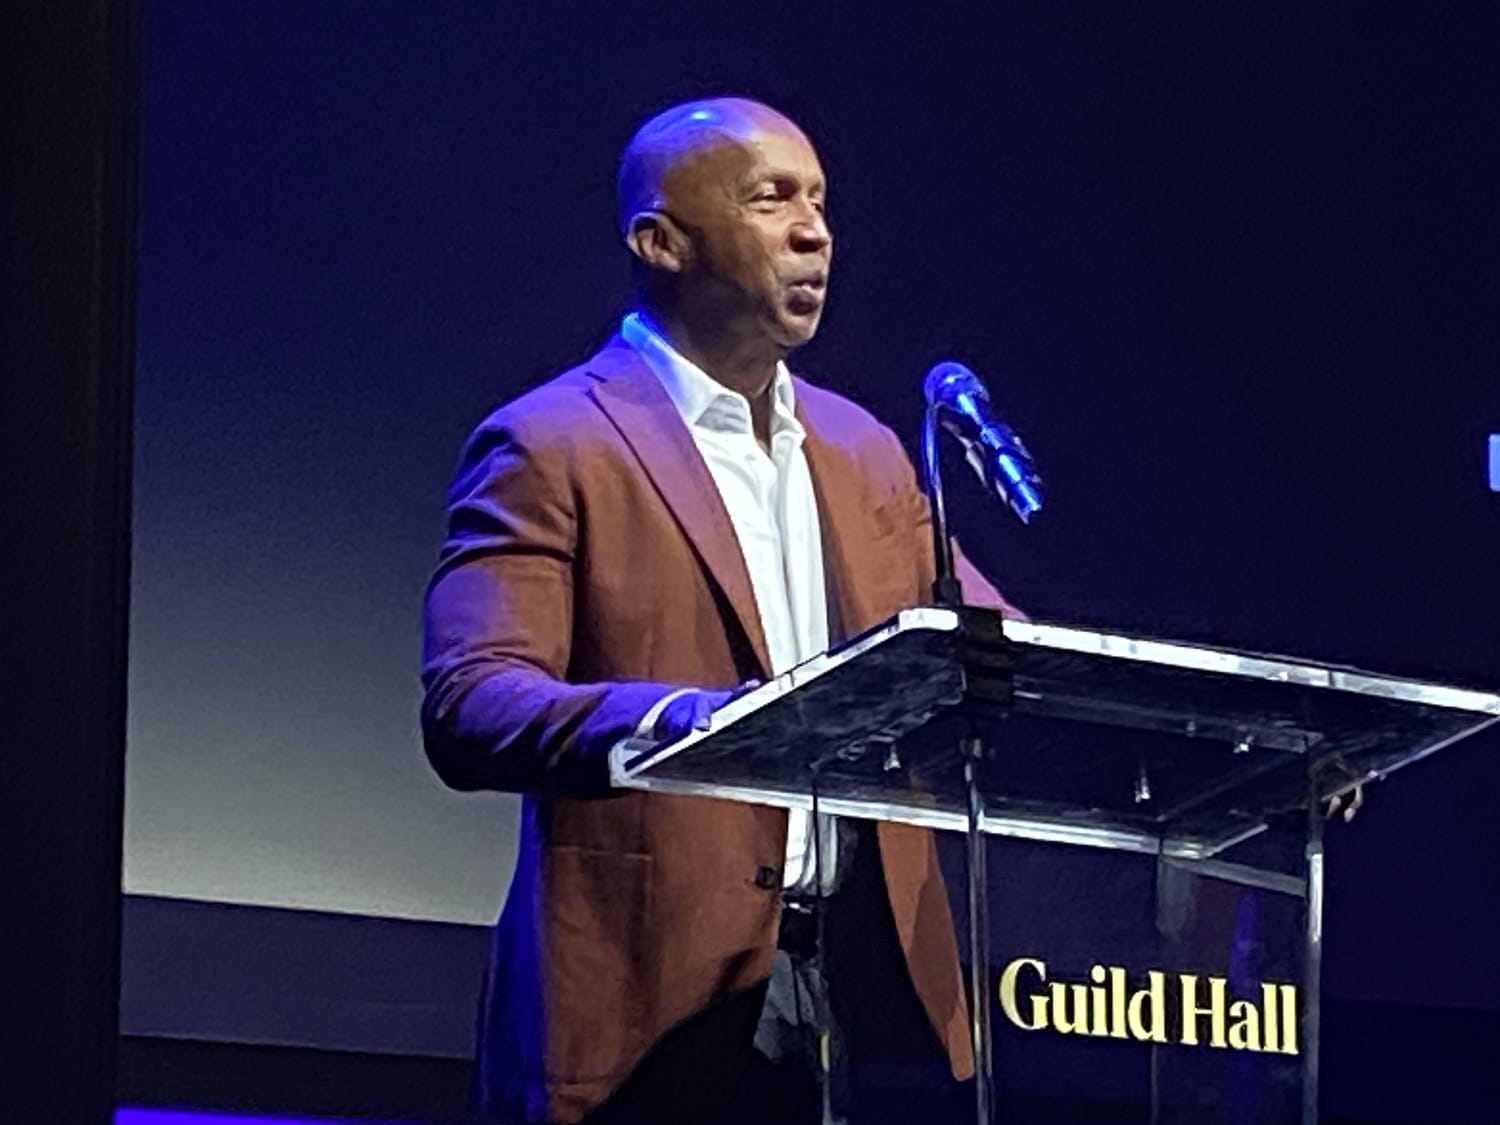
[923,360,988,406]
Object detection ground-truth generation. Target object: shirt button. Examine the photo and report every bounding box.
[754,865,780,890]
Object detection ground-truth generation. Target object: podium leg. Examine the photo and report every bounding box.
[1302,786,1325,1125]
[809,771,837,1125]
[963,734,994,1125]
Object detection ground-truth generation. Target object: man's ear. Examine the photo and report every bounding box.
[625,211,692,274]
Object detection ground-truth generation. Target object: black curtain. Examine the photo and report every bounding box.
[0,2,139,1122]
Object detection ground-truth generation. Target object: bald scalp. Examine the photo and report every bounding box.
[615,97,806,237]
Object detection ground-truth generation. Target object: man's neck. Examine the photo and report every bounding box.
[646,307,784,406]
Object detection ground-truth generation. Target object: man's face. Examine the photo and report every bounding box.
[661,124,833,349]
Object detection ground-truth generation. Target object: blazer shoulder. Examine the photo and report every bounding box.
[474,361,603,443]
[794,375,907,457]
[443,342,644,504]
[461,337,643,449]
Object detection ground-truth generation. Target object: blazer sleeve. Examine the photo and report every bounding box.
[420,413,674,797]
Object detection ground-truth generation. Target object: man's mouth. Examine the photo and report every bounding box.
[785,273,827,311]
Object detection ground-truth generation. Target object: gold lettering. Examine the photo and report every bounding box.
[1262,982,1280,1052]
[1127,970,1167,1043]
[1088,965,1109,1037]
[1227,999,1262,1051]
[1280,984,1298,1055]
[1000,960,1297,1053]
[1109,966,1128,1039]
[998,958,1048,1032]
[1050,981,1089,1034]
[1180,974,1227,1048]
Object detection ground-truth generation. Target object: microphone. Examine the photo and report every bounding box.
[923,361,1044,524]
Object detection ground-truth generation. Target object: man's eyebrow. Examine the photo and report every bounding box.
[742,171,827,194]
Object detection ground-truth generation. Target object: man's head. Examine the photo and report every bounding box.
[617,97,832,354]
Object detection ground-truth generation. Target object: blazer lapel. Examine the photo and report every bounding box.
[586,339,773,680]
[797,386,865,646]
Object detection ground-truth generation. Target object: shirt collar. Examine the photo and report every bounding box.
[621,311,802,439]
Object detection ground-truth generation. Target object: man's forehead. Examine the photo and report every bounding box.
[744,128,824,178]
[668,125,823,193]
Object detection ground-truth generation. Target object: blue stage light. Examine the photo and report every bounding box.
[116,1111,420,1124]
[1491,434,1499,492]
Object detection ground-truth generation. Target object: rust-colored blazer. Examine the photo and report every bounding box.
[421,337,1015,1124]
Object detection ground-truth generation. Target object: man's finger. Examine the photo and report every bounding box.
[1343,783,1365,822]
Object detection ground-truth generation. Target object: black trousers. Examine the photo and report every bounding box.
[584,823,969,1125]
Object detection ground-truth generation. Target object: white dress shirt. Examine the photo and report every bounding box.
[621,311,836,894]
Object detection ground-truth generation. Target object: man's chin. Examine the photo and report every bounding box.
[772,310,824,350]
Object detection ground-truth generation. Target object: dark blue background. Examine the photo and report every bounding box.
[133,0,1498,1036]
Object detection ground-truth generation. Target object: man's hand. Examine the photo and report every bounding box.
[651,688,734,743]
[1325,783,1365,823]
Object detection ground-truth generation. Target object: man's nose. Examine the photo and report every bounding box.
[790,204,831,252]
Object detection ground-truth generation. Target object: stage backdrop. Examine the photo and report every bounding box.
[124,0,1499,1048]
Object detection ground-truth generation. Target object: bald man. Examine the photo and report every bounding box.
[422,97,1017,1125]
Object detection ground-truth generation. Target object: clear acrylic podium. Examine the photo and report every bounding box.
[609,607,1500,1124]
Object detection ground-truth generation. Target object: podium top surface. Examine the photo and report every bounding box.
[611,609,1500,858]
